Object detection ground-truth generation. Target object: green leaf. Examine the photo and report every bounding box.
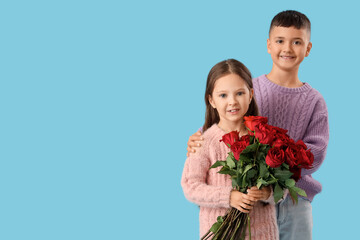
[281,163,290,169]
[288,187,299,204]
[257,151,266,161]
[288,186,307,204]
[218,167,236,176]
[243,164,253,174]
[259,162,269,178]
[209,216,224,232]
[274,168,293,181]
[239,154,252,164]
[285,179,296,188]
[260,144,271,153]
[232,178,238,188]
[256,178,267,189]
[210,222,222,233]
[241,143,259,154]
[241,174,248,189]
[273,183,284,203]
[266,179,277,185]
[246,169,257,181]
[236,172,242,187]
[226,154,236,169]
[293,186,307,197]
[210,161,226,169]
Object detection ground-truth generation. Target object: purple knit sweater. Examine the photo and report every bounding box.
[253,74,329,202]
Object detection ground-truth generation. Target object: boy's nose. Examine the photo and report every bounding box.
[283,42,292,52]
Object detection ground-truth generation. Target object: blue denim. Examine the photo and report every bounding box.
[276,195,313,240]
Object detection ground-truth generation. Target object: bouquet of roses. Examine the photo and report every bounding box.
[201,116,314,240]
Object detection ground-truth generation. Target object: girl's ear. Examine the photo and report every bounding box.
[250,89,254,102]
[208,95,216,109]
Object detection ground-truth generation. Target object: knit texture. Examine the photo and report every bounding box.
[253,74,329,202]
[181,124,279,239]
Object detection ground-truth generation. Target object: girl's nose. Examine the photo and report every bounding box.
[228,95,237,104]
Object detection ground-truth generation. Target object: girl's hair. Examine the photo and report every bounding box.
[202,59,259,132]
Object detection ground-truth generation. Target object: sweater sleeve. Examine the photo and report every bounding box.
[181,143,232,208]
[301,97,329,176]
[261,186,276,205]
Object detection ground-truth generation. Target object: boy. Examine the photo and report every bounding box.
[186,10,329,240]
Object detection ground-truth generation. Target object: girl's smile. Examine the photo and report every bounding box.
[228,108,240,114]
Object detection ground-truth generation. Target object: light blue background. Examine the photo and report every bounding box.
[1,0,358,239]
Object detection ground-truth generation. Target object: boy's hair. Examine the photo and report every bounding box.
[203,59,259,132]
[269,10,311,34]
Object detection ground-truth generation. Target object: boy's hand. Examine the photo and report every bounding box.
[230,190,257,213]
[186,131,203,157]
[246,186,271,201]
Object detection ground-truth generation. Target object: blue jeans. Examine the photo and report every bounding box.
[276,195,313,240]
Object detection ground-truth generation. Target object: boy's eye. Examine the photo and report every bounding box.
[293,41,302,45]
[276,40,283,44]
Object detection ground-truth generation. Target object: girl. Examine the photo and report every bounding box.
[181,59,278,239]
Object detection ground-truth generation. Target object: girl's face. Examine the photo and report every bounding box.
[209,73,253,132]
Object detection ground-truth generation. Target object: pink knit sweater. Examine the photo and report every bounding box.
[181,124,279,239]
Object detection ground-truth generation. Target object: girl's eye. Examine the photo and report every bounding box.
[237,92,244,96]
[219,94,226,98]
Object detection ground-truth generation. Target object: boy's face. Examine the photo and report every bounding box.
[267,26,312,72]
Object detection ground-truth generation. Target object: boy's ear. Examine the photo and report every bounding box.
[267,39,271,54]
[305,42,312,57]
[208,95,216,109]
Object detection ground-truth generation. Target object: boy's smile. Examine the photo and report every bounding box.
[267,26,312,73]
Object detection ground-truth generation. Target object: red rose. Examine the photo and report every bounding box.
[290,167,302,182]
[296,148,314,169]
[244,116,268,132]
[230,135,250,160]
[220,131,240,148]
[273,133,292,148]
[265,147,286,168]
[304,149,314,169]
[271,126,290,147]
[293,140,313,169]
[254,123,276,145]
[285,143,299,168]
[272,126,288,135]
[295,140,307,150]
[239,134,250,144]
[285,141,314,170]
[286,143,306,181]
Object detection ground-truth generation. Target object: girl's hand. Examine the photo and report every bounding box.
[246,186,271,201]
[230,190,257,213]
[186,131,203,157]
